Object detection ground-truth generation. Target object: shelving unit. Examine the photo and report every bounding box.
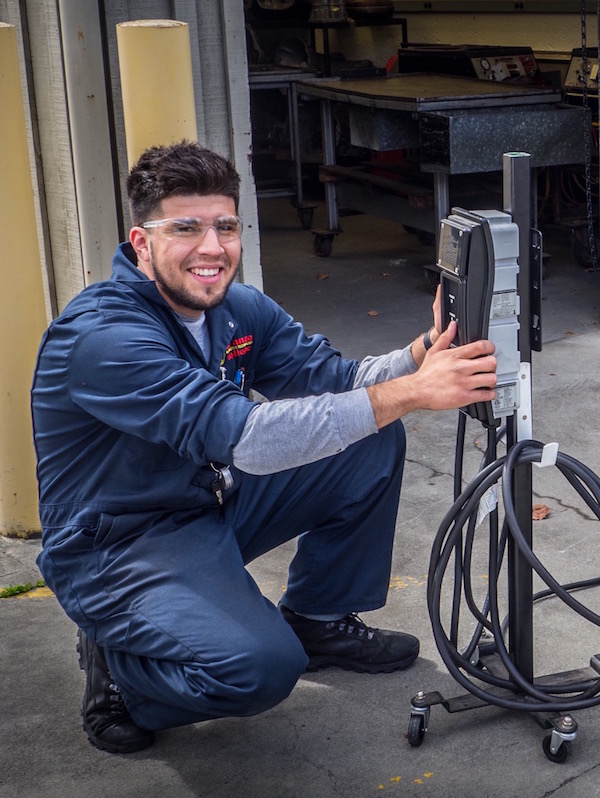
[307,14,408,76]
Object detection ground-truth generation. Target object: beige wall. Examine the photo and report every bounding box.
[323,13,595,66]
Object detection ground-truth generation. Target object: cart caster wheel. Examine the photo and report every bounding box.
[542,735,571,763]
[407,713,426,747]
[313,233,333,258]
[298,207,314,230]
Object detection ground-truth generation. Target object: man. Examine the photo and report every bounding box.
[31,140,497,754]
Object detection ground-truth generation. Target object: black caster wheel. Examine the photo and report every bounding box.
[542,735,571,763]
[297,207,314,230]
[313,233,333,258]
[407,713,426,747]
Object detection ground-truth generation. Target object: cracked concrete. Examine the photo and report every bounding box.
[1,198,599,797]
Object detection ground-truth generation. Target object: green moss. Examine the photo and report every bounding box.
[0,579,46,598]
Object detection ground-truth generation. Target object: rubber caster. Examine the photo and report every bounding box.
[297,207,314,230]
[542,734,571,763]
[313,233,334,258]
[407,713,426,747]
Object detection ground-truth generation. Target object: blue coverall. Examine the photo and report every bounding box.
[31,243,406,731]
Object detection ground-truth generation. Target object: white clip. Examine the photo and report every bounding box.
[517,363,532,441]
[534,442,559,469]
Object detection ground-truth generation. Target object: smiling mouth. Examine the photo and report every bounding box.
[189,266,221,278]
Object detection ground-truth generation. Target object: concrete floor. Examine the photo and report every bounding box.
[2,195,600,798]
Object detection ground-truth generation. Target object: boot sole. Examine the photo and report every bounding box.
[306,651,418,673]
[81,720,155,754]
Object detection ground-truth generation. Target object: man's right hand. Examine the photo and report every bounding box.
[367,321,497,429]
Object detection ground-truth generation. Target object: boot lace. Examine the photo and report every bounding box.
[107,679,126,715]
[326,613,375,640]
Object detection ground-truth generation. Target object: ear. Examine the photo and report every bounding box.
[130,226,151,265]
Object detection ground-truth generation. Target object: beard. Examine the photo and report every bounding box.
[154,271,231,312]
[149,246,239,313]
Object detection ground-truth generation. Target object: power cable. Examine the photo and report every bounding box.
[428,434,600,714]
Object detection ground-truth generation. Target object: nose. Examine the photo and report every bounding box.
[195,225,224,252]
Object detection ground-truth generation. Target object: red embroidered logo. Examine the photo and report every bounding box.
[225,335,253,361]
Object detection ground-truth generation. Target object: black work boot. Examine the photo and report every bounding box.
[279,604,419,674]
[77,629,155,753]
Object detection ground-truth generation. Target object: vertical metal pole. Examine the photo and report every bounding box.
[503,152,534,682]
[433,172,450,251]
[320,98,339,232]
[289,82,304,207]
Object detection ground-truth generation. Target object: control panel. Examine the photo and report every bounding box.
[564,51,599,94]
[469,53,539,82]
[437,208,521,426]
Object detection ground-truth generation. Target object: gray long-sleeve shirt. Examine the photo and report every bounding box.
[178,310,418,476]
[233,346,418,475]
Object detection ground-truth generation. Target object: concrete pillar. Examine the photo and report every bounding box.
[116,19,198,168]
[0,24,48,537]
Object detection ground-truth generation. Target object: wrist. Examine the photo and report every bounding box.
[367,376,418,429]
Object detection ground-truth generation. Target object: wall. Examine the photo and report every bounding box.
[319,11,597,70]
[0,0,261,318]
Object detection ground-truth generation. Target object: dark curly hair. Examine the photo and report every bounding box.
[127,140,240,224]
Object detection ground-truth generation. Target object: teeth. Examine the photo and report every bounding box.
[190,267,219,277]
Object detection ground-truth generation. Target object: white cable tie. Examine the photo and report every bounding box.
[476,484,498,526]
[533,442,559,469]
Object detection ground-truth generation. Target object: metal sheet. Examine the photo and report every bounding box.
[297,73,560,111]
[419,104,588,173]
[248,66,317,87]
[349,104,419,150]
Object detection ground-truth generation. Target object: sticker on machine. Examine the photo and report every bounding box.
[490,290,518,319]
[492,382,519,417]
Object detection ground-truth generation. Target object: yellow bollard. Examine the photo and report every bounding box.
[116,20,198,168]
[0,24,48,537]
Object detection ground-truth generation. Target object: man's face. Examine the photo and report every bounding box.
[130,194,241,318]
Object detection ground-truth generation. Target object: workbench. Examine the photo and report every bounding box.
[296,73,587,256]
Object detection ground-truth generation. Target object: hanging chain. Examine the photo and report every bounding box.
[580,0,599,270]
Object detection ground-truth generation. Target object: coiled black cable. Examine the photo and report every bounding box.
[428,431,600,713]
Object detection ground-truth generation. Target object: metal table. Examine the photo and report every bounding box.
[296,74,587,255]
[249,66,318,227]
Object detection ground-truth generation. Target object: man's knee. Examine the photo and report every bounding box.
[185,628,308,717]
[232,639,308,714]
